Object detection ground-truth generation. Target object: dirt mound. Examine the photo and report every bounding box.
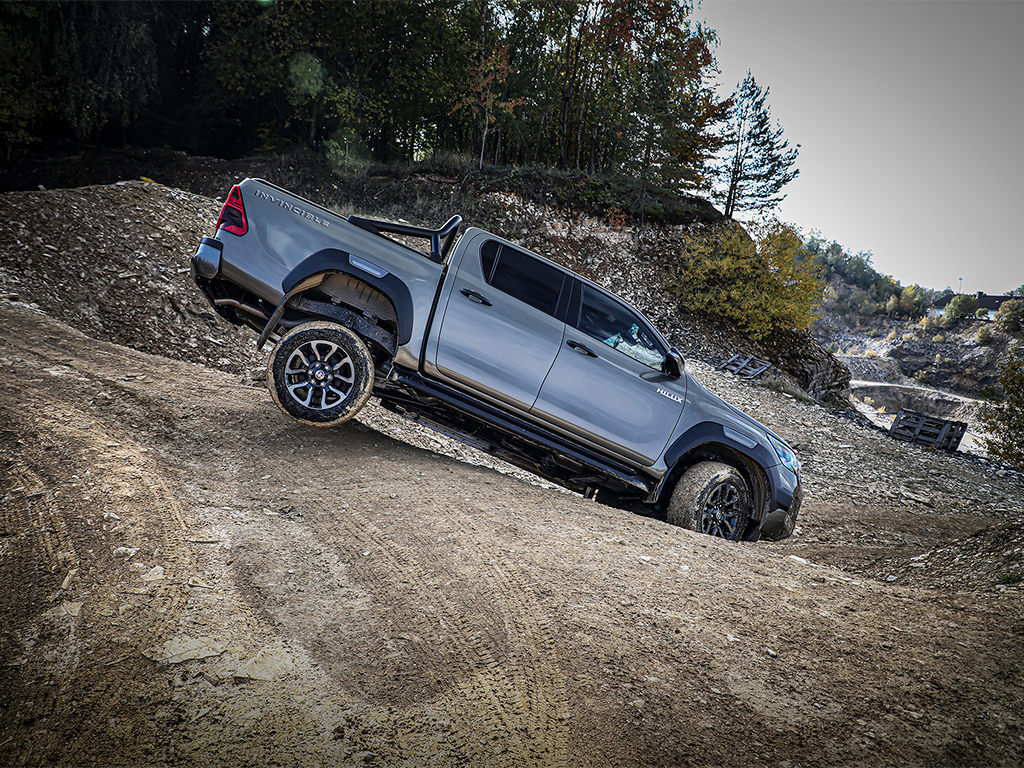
[2,182,1024,766]
[0,180,258,373]
[871,520,1024,591]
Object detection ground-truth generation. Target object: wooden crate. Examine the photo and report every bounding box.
[718,354,771,379]
[888,408,967,452]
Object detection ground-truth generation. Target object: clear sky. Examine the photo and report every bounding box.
[696,0,1024,295]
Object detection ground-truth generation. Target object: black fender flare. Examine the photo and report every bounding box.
[654,422,775,523]
[281,249,415,347]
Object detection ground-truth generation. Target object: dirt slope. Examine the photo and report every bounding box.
[2,183,1024,767]
[3,299,1024,768]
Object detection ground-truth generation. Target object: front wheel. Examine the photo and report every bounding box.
[667,462,751,541]
[267,321,374,427]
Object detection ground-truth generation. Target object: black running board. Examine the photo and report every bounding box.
[378,370,653,496]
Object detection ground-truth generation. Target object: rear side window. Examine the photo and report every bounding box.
[480,240,565,316]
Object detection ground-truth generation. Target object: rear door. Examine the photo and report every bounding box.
[432,239,568,411]
[531,282,683,465]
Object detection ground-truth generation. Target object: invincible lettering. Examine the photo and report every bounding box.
[253,189,330,228]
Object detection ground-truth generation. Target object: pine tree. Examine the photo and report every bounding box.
[716,71,799,218]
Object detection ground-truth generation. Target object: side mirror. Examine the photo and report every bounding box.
[664,347,685,379]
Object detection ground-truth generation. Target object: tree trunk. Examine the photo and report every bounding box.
[535,106,547,164]
[574,80,590,172]
[558,85,571,170]
[479,111,489,169]
[476,0,488,53]
[588,122,598,176]
[308,100,318,146]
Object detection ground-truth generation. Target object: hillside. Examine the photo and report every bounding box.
[2,179,1024,767]
[8,149,849,404]
[815,311,1019,400]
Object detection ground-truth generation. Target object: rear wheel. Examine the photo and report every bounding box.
[267,321,374,427]
[667,461,751,541]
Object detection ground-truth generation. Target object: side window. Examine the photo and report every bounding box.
[480,241,565,316]
[577,285,666,370]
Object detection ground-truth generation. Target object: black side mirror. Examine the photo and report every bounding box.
[664,347,685,379]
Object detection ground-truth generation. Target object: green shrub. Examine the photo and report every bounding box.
[995,299,1024,334]
[932,334,945,343]
[977,325,994,345]
[976,308,990,320]
[666,219,824,340]
[944,294,979,323]
[981,359,1024,471]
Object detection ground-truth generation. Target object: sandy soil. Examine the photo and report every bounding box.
[2,183,1024,767]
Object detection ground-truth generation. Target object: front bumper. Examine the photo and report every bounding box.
[759,472,803,541]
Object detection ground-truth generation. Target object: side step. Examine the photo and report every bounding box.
[377,371,654,496]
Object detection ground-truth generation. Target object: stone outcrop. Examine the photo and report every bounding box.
[849,382,981,422]
[756,327,852,404]
[887,334,1003,396]
[839,354,906,384]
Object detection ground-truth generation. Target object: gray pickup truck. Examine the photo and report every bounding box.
[191,178,801,541]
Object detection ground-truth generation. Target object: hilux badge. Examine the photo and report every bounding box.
[657,387,683,403]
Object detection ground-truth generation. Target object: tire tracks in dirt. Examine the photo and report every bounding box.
[0,309,199,764]
[5,300,1024,767]
[226,439,571,767]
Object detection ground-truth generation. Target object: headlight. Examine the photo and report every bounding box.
[767,433,800,476]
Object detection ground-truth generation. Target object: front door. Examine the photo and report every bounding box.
[531,283,683,465]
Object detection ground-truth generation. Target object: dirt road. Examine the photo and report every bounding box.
[2,299,1023,767]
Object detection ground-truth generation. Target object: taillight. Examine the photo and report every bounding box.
[216,185,248,236]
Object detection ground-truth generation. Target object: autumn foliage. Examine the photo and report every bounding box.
[666,219,825,339]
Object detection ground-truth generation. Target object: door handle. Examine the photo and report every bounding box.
[460,288,492,306]
[567,340,597,357]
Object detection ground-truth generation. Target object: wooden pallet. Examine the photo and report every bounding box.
[888,408,967,452]
[717,354,772,379]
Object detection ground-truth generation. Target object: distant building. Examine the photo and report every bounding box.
[974,292,1014,320]
[930,291,1013,320]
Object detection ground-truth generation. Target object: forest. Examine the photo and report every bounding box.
[0,0,792,209]
[3,1,982,327]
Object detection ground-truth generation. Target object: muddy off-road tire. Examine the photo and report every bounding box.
[667,461,751,541]
[268,321,374,427]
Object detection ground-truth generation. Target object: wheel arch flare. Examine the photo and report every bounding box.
[654,423,777,540]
